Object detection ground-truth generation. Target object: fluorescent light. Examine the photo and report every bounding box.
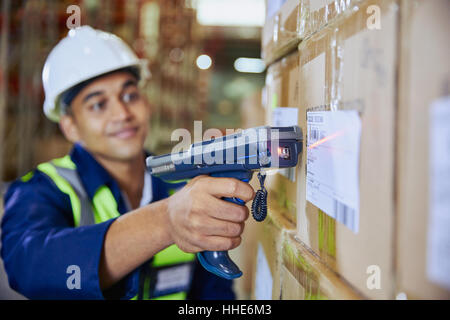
[196,54,212,70]
[234,57,266,73]
[196,0,265,27]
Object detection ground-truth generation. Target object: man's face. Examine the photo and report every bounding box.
[60,71,150,161]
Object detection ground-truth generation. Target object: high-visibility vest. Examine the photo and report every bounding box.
[30,155,195,300]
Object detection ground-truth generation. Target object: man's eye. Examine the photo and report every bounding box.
[122,92,140,104]
[90,100,106,112]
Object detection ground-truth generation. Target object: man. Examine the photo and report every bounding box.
[1,26,254,299]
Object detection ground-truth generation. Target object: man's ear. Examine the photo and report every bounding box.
[59,115,80,143]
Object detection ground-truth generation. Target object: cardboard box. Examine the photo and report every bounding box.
[233,94,269,299]
[230,174,268,300]
[264,50,302,226]
[230,216,259,299]
[295,0,398,299]
[240,90,265,129]
[251,209,296,300]
[262,0,361,65]
[396,0,450,300]
[281,233,363,299]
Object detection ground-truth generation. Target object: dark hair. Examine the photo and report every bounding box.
[59,66,140,114]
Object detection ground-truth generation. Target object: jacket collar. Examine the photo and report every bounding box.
[69,143,151,214]
[69,143,120,201]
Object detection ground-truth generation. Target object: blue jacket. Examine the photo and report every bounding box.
[1,143,235,300]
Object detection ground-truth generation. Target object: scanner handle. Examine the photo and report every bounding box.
[196,171,253,280]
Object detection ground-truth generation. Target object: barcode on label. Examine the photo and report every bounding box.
[310,127,319,143]
[309,127,325,144]
[334,199,357,233]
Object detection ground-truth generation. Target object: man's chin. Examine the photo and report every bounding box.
[103,140,144,161]
[114,146,143,159]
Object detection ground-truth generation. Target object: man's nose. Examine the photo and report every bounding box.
[110,97,132,121]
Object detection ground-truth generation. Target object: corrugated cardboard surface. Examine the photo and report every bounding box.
[231,172,274,299]
[240,90,265,129]
[295,0,398,299]
[230,213,259,299]
[251,209,296,299]
[262,0,302,65]
[262,0,361,65]
[396,0,450,300]
[265,51,301,225]
[281,233,363,299]
[234,98,267,299]
[250,218,363,300]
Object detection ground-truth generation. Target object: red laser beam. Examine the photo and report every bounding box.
[307,130,345,150]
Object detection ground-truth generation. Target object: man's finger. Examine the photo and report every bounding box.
[193,215,245,237]
[198,177,255,202]
[193,235,242,252]
[203,195,250,222]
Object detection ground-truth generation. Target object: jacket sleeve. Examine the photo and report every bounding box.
[0,171,137,299]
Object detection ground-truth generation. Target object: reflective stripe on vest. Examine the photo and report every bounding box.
[36,155,195,299]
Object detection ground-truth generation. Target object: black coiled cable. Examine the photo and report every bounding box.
[251,172,268,222]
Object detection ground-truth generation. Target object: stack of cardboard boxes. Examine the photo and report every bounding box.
[396,0,450,300]
[240,0,450,300]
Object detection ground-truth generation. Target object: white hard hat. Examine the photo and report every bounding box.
[42,25,150,122]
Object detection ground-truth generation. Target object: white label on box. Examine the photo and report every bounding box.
[271,107,298,127]
[254,244,273,300]
[306,110,361,233]
[427,96,450,290]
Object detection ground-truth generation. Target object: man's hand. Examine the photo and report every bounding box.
[165,175,255,253]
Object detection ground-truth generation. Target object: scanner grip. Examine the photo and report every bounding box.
[196,171,253,280]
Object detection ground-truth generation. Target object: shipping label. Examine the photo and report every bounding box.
[427,96,450,290]
[306,110,361,233]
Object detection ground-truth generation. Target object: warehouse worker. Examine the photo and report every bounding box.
[1,26,254,299]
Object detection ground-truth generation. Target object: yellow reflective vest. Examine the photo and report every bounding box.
[35,155,195,300]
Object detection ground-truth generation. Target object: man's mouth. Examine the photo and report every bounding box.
[110,126,139,139]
